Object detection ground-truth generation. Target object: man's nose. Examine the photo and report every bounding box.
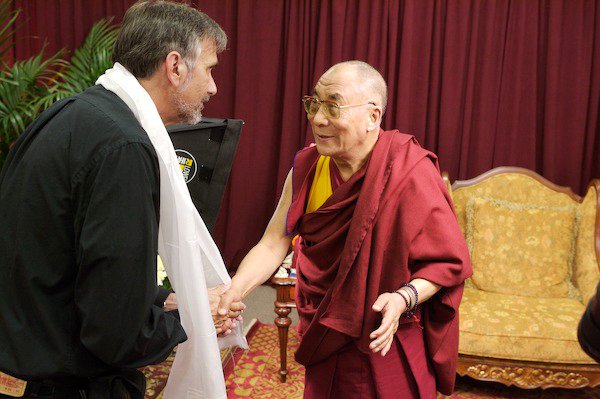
[311,105,329,126]
[207,76,217,96]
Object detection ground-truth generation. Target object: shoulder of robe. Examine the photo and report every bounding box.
[295,143,319,160]
[385,130,436,168]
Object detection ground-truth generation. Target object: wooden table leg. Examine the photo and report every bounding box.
[274,302,292,382]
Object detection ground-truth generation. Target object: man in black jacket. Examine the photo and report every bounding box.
[0,1,241,398]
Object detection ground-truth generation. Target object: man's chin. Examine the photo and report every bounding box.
[174,103,204,125]
[313,141,334,156]
[181,113,202,125]
[188,115,202,125]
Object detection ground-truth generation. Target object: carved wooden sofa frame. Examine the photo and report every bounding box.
[442,166,600,390]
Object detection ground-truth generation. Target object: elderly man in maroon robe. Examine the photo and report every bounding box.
[219,60,472,398]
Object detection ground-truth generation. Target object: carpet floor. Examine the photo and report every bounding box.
[143,322,600,398]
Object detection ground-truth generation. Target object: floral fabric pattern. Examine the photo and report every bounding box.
[465,196,580,299]
[450,172,599,365]
[452,173,599,303]
[459,288,594,363]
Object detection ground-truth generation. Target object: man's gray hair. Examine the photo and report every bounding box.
[112,0,227,79]
[330,60,388,114]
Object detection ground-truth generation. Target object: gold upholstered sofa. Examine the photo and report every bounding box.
[443,167,600,389]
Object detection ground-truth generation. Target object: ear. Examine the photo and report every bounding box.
[367,106,383,132]
[164,51,189,88]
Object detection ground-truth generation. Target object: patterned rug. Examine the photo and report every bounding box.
[223,321,304,398]
[143,351,174,399]
[142,332,244,399]
[143,322,599,398]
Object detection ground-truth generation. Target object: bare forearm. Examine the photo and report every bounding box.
[231,239,290,298]
[229,169,294,300]
[399,278,441,305]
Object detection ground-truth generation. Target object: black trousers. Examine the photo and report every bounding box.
[0,369,143,399]
[0,391,86,399]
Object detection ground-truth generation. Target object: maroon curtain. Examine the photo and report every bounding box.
[8,0,600,271]
[12,0,135,59]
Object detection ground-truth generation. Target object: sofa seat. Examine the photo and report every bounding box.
[459,288,593,364]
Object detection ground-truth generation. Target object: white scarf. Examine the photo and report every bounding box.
[97,63,247,399]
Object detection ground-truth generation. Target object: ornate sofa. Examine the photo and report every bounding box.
[443,167,600,389]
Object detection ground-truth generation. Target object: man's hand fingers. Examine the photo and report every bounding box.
[215,317,231,331]
[215,319,226,335]
[370,305,394,339]
[370,321,388,340]
[372,294,389,312]
[217,290,236,317]
[227,300,245,318]
[370,326,393,350]
[217,328,232,337]
[229,301,246,312]
[214,283,228,295]
[380,334,395,356]
[372,320,398,352]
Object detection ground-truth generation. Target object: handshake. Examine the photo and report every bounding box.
[162,284,245,336]
[209,284,246,336]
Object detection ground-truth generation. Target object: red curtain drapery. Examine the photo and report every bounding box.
[9,0,600,271]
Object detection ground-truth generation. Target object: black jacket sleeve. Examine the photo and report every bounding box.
[155,287,173,307]
[73,141,186,368]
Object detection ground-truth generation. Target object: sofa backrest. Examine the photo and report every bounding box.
[450,167,599,303]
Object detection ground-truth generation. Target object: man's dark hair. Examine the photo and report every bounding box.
[112,0,227,79]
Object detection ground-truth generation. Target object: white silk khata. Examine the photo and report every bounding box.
[97,63,247,399]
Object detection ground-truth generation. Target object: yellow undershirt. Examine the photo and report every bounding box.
[306,155,334,213]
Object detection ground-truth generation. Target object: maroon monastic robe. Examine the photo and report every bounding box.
[287,130,472,398]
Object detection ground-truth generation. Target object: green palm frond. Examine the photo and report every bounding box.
[0,49,65,143]
[0,0,20,59]
[43,18,119,106]
[0,14,120,170]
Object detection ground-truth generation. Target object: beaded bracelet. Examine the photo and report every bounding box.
[393,289,411,312]
[402,288,415,312]
[395,288,416,318]
[402,283,419,310]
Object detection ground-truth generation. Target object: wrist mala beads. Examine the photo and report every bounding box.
[394,282,419,318]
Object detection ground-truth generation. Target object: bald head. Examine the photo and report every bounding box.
[322,61,387,114]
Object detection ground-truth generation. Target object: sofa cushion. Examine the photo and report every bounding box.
[466,196,581,299]
[459,288,594,364]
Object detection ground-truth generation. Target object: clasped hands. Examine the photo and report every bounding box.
[163,285,246,337]
[209,284,245,336]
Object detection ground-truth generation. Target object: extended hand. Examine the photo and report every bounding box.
[369,292,406,356]
[216,285,245,329]
[209,284,245,336]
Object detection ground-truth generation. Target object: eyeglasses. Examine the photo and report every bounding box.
[301,95,376,119]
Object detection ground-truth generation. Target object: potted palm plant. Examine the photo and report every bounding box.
[0,0,118,170]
